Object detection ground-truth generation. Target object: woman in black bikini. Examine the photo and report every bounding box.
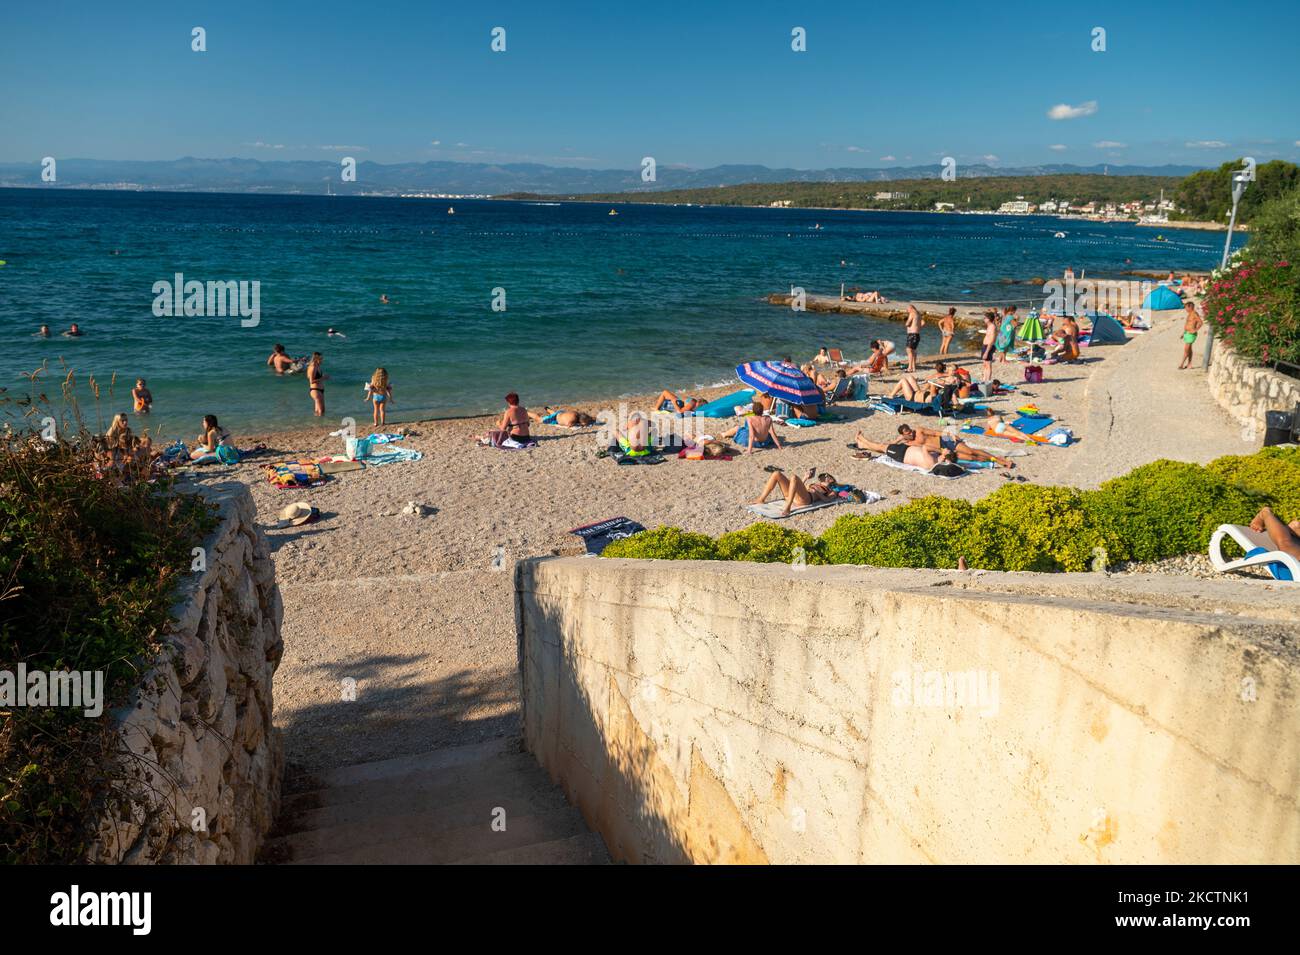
[307,352,325,416]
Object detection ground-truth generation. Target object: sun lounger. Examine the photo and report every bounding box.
[1208,524,1299,582]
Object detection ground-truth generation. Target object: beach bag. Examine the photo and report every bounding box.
[954,366,972,384]
[345,436,373,460]
[216,443,241,464]
[1046,427,1073,446]
[1024,365,1043,384]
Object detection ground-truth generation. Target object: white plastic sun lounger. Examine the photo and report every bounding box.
[1208,524,1299,582]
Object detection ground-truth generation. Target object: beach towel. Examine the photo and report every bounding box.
[367,432,407,444]
[864,453,968,479]
[1011,414,1053,435]
[745,499,843,519]
[692,389,756,418]
[570,516,647,555]
[319,459,364,475]
[359,446,423,466]
[264,461,328,489]
[783,416,818,427]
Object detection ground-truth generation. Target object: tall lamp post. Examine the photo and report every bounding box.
[1204,172,1249,368]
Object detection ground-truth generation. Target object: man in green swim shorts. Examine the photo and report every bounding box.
[1179,301,1203,370]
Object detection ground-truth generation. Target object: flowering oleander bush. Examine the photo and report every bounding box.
[604,452,1289,572]
[1202,185,1300,367]
[1203,256,1300,366]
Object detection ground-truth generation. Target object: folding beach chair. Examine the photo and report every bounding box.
[1208,524,1299,582]
[828,348,848,366]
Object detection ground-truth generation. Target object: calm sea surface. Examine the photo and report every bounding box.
[0,189,1237,437]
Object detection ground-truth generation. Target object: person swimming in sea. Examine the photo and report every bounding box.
[63,323,83,337]
[328,327,347,338]
[267,343,304,374]
[35,325,50,337]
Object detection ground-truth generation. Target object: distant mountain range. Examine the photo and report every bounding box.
[0,157,1207,197]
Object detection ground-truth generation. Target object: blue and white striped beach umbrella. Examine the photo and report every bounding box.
[735,361,825,406]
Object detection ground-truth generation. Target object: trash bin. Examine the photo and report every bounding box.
[1264,409,1295,447]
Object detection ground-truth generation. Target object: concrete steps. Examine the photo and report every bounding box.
[266,737,609,865]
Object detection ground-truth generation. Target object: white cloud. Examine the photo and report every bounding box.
[1047,100,1098,120]
[1093,140,1127,149]
[845,145,865,153]
[879,155,896,162]
[430,140,441,146]
[981,154,999,162]
[244,141,285,150]
[319,144,368,152]
[1185,140,1227,148]
[1049,144,1067,151]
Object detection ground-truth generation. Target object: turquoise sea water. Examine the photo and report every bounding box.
[0,189,1238,437]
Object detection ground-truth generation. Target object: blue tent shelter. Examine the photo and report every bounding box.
[1142,285,1184,311]
[1086,312,1129,345]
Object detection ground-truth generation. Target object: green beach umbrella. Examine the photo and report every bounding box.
[1018,312,1046,344]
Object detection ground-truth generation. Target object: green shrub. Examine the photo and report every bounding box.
[962,484,1117,572]
[601,526,719,560]
[1,434,217,864]
[1085,459,1266,563]
[820,497,974,568]
[1207,446,1300,517]
[715,522,826,564]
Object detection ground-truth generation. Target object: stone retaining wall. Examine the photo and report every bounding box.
[1208,340,1300,433]
[517,557,1300,864]
[86,481,285,864]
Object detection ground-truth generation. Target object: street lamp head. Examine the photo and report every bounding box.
[1231,174,1249,204]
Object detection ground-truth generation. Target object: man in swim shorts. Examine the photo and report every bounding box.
[904,304,923,373]
[980,311,998,381]
[1179,301,1203,370]
[896,423,1012,468]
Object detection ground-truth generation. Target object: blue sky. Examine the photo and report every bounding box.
[1,0,1296,169]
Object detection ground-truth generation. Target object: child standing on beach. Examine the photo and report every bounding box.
[939,308,956,356]
[365,368,393,426]
[132,378,153,415]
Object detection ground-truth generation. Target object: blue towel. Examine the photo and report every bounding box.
[1010,415,1054,435]
[693,389,756,418]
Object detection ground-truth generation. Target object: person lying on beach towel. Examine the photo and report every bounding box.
[529,406,597,428]
[719,402,783,453]
[894,424,1013,468]
[982,407,1045,444]
[654,389,700,414]
[750,467,842,518]
[852,434,966,477]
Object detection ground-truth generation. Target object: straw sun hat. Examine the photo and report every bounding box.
[276,502,321,528]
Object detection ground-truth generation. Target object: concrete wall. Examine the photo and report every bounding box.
[1208,340,1300,433]
[517,557,1300,864]
[87,482,285,864]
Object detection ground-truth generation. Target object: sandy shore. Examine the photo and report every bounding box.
[185,312,1250,773]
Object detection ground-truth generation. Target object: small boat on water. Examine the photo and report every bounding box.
[1154,234,1167,242]
[448,207,455,215]
[608,208,619,216]
[1054,231,1067,238]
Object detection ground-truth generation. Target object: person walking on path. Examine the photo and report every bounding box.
[1179,301,1203,370]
